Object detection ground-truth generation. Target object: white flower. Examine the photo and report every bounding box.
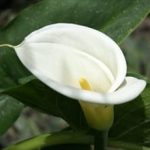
[14,23,146,130]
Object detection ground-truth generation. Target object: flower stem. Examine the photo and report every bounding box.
[94,130,108,150]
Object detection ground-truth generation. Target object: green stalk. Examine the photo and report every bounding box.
[94,130,108,150]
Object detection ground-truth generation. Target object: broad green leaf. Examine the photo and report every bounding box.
[110,83,150,147]
[0,48,30,90]
[1,77,87,130]
[4,131,92,150]
[0,95,24,135]
[4,130,150,150]
[0,0,150,44]
[0,47,30,135]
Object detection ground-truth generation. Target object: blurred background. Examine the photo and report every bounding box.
[0,0,150,148]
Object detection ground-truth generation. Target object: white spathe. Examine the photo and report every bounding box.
[14,23,146,105]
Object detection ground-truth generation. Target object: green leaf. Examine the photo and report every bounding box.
[0,47,30,135]
[3,130,150,150]
[0,95,24,135]
[0,48,30,88]
[0,0,150,44]
[4,131,92,150]
[110,83,150,147]
[1,77,88,130]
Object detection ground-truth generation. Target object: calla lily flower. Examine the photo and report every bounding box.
[13,23,146,130]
